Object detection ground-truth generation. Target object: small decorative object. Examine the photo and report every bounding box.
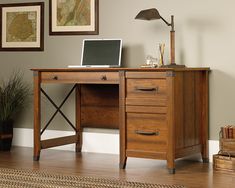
[0,72,30,151]
[141,55,158,68]
[146,55,152,65]
[0,2,44,51]
[49,0,99,35]
[159,43,165,66]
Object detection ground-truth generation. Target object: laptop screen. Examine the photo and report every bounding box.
[81,39,122,67]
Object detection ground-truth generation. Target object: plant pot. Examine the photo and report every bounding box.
[0,120,13,151]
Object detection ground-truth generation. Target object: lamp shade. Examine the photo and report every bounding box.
[135,8,161,20]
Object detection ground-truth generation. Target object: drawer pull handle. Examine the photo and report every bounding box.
[53,76,58,80]
[101,75,107,80]
[135,86,158,92]
[135,130,159,136]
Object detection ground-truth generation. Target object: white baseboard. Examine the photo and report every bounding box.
[12,128,219,162]
[12,128,119,154]
[208,140,219,162]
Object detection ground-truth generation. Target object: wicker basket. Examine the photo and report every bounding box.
[213,153,235,173]
[219,138,235,156]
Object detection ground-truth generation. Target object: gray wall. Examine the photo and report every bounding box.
[1,0,234,140]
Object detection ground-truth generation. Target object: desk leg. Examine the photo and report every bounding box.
[119,101,127,169]
[167,159,175,174]
[166,73,175,174]
[75,85,82,152]
[201,72,209,163]
[119,71,127,169]
[33,71,41,161]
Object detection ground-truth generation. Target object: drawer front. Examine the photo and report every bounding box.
[41,72,119,84]
[127,113,167,153]
[126,78,167,104]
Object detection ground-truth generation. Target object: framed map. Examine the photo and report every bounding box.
[49,0,99,35]
[0,2,44,51]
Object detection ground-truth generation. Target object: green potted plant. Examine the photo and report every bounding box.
[0,72,30,151]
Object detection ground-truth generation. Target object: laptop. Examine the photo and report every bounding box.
[68,39,122,68]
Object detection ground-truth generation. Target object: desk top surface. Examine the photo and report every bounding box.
[31,67,210,72]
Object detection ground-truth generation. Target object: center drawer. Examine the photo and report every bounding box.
[126,113,167,153]
[41,72,119,84]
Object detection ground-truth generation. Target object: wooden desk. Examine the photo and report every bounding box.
[32,68,210,174]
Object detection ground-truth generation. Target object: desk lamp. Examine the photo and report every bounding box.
[135,8,185,68]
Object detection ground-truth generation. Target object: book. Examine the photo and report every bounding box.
[228,127,233,139]
[221,125,235,139]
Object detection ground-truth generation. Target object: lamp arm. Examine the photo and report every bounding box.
[160,16,171,26]
[160,15,174,32]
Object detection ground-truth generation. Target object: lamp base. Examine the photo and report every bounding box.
[160,63,186,68]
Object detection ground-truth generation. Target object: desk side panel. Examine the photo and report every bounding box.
[174,71,209,159]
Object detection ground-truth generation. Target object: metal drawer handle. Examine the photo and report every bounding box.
[101,75,107,80]
[135,86,158,92]
[53,76,58,80]
[135,130,159,136]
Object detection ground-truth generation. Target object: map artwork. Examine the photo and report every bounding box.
[6,11,37,42]
[57,0,91,26]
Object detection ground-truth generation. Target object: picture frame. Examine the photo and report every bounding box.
[0,2,44,51]
[49,0,99,35]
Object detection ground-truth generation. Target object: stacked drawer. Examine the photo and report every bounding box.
[125,72,168,159]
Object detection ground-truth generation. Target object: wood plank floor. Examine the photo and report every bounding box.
[0,147,234,188]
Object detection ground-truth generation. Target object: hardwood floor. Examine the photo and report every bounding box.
[0,147,234,188]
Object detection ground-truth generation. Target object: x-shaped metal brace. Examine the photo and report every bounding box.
[40,84,77,135]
